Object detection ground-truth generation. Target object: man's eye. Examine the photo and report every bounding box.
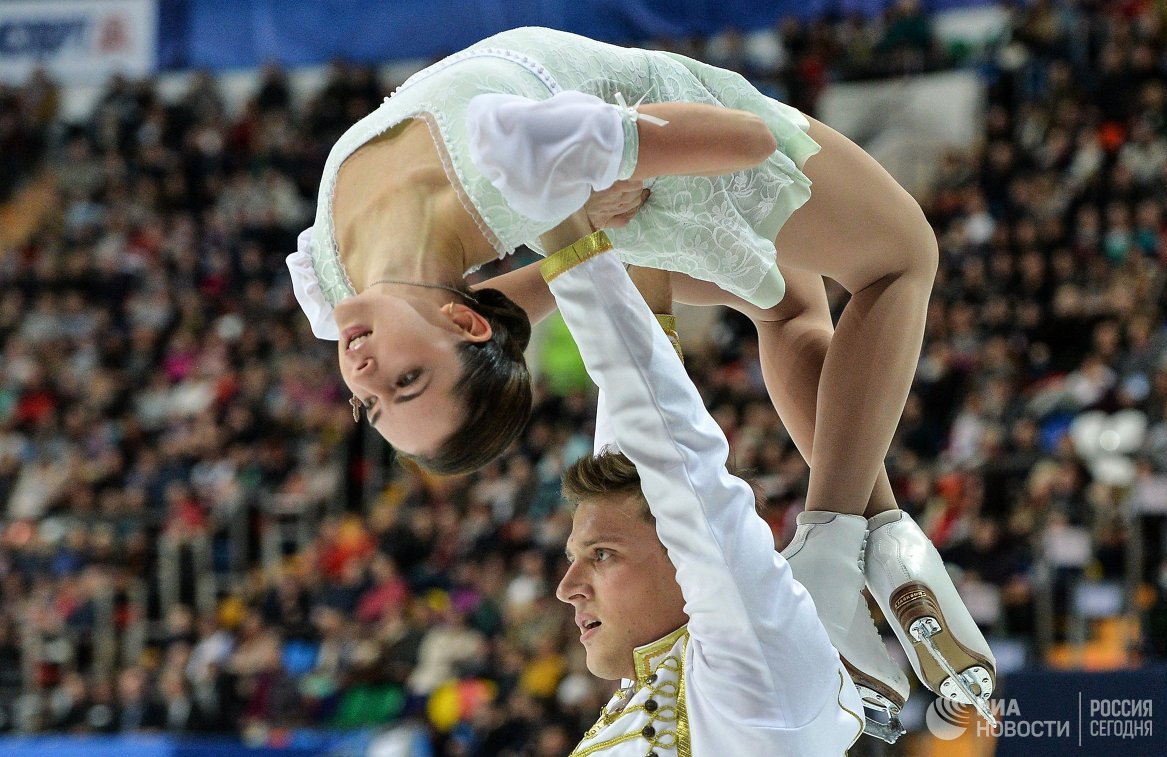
[594,549,610,562]
[397,369,421,388]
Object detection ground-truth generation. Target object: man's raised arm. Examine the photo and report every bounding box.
[541,232,861,738]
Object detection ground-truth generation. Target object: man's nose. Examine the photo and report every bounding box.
[555,561,586,603]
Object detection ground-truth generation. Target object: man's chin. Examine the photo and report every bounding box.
[585,650,631,682]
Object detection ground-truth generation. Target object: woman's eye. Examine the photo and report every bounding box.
[397,369,421,388]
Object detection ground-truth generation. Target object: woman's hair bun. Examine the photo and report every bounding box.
[469,287,532,355]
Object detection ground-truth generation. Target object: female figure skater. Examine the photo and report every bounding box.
[286,25,995,737]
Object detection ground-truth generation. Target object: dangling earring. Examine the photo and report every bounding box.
[349,395,363,423]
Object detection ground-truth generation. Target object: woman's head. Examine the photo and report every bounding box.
[335,283,532,475]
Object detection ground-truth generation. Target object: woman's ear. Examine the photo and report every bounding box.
[442,302,494,342]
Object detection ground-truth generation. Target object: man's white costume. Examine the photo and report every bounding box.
[541,235,864,756]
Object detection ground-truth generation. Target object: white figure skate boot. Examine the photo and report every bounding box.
[865,510,997,726]
[781,511,910,743]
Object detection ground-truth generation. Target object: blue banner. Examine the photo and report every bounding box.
[158,0,998,70]
[0,731,375,757]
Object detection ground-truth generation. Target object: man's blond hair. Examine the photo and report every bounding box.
[562,450,765,523]
[562,450,654,523]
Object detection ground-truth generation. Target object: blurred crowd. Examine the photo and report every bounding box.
[0,68,56,204]
[1,0,1167,754]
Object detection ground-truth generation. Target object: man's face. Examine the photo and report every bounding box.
[556,492,688,681]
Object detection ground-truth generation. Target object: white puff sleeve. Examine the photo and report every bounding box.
[286,228,341,341]
[467,90,639,222]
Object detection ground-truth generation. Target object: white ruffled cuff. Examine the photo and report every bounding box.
[286,228,341,341]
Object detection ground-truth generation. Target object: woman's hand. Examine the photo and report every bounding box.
[538,179,648,252]
[584,180,650,231]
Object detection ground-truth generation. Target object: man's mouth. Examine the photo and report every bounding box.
[579,618,602,640]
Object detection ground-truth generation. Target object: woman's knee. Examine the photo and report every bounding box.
[866,198,938,291]
[793,118,939,291]
[753,268,833,329]
[754,299,833,331]
[901,201,939,284]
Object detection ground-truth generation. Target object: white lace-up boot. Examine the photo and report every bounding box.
[865,510,997,726]
[781,511,910,743]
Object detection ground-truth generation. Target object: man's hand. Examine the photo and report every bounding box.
[585,180,650,231]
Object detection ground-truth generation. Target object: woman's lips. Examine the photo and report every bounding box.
[342,325,371,350]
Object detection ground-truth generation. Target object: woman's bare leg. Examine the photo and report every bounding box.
[671,235,920,729]
[770,116,937,516]
[679,121,995,724]
[671,269,899,516]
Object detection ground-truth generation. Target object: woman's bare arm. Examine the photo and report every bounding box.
[476,164,661,322]
[631,103,778,180]
[472,261,556,324]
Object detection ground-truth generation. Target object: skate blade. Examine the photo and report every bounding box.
[863,712,905,744]
[842,658,906,712]
[844,664,907,743]
[890,581,996,720]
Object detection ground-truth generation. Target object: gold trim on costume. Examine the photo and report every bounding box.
[654,314,683,363]
[838,669,865,751]
[675,633,691,757]
[540,230,613,282]
[569,730,645,756]
[653,314,677,333]
[568,627,689,756]
[633,625,688,686]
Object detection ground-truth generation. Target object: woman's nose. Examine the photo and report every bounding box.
[344,352,373,373]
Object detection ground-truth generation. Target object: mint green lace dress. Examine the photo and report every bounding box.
[290,26,820,340]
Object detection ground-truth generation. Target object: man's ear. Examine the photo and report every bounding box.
[442,302,493,343]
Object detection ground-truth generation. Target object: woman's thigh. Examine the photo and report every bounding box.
[774,116,938,293]
[670,266,832,327]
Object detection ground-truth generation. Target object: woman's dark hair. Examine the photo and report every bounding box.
[398,286,532,475]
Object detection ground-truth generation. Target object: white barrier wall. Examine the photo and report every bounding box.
[817,69,986,199]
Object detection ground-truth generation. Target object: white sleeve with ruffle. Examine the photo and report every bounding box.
[286,228,341,341]
[466,90,646,222]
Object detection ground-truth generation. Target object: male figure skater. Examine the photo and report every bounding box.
[547,232,864,755]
